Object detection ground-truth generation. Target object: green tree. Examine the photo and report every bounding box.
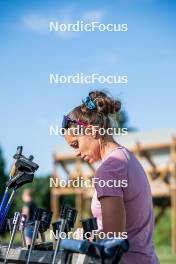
[0,146,7,202]
[11,176,51,214]
[115,110,137,131]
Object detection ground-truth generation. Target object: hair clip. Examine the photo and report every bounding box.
[82,96,97,110]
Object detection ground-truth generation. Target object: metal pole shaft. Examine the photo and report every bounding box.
[40,232,45,242]
[0,189,16,230]
[0,188,9,216]
[52,219,67,264]
[26,220,40,264]
[4,213,21,264]
[19,215,27,248]
[21,229,27,248]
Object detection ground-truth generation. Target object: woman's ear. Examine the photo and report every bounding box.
[84,125,99,139]
[88,125,98,139]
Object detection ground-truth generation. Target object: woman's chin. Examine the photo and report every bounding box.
[83,156,96,163]
[88,159,94,164]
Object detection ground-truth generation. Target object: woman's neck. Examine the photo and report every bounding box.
[100,139,121,160]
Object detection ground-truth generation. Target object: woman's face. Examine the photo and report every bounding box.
[64,132,101,163]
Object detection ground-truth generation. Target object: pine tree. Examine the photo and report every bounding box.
[0,147,7,201]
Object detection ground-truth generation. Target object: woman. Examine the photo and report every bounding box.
[62,90,159,264]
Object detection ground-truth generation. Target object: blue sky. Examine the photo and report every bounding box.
[0,0,176,175]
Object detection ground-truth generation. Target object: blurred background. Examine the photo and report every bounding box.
[0,0,176,263]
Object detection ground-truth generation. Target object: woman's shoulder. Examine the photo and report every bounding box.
[96,146,129,176]
[102,145,130,165]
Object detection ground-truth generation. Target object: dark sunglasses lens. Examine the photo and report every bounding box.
[62,115,69,129]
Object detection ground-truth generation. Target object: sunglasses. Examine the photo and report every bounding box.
[62,115,88,129]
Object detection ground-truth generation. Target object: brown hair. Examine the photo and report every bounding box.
[67,90,121,131]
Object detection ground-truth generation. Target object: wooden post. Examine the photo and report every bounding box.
[171,184,176,255]
[50,154,59,221]
[50,190,59,221]
[135,141,142,161]
[76,193,82,225]
[171,137,176,255]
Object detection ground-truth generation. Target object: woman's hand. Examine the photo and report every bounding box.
[73,227,83,240]
[73,228,96,241]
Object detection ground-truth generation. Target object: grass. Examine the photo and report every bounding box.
[153,207,176,263]
[156,245,176,264]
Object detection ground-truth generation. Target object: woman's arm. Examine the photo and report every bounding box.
[99,196,126,235]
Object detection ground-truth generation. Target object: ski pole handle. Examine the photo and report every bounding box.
[9,161,16,177]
